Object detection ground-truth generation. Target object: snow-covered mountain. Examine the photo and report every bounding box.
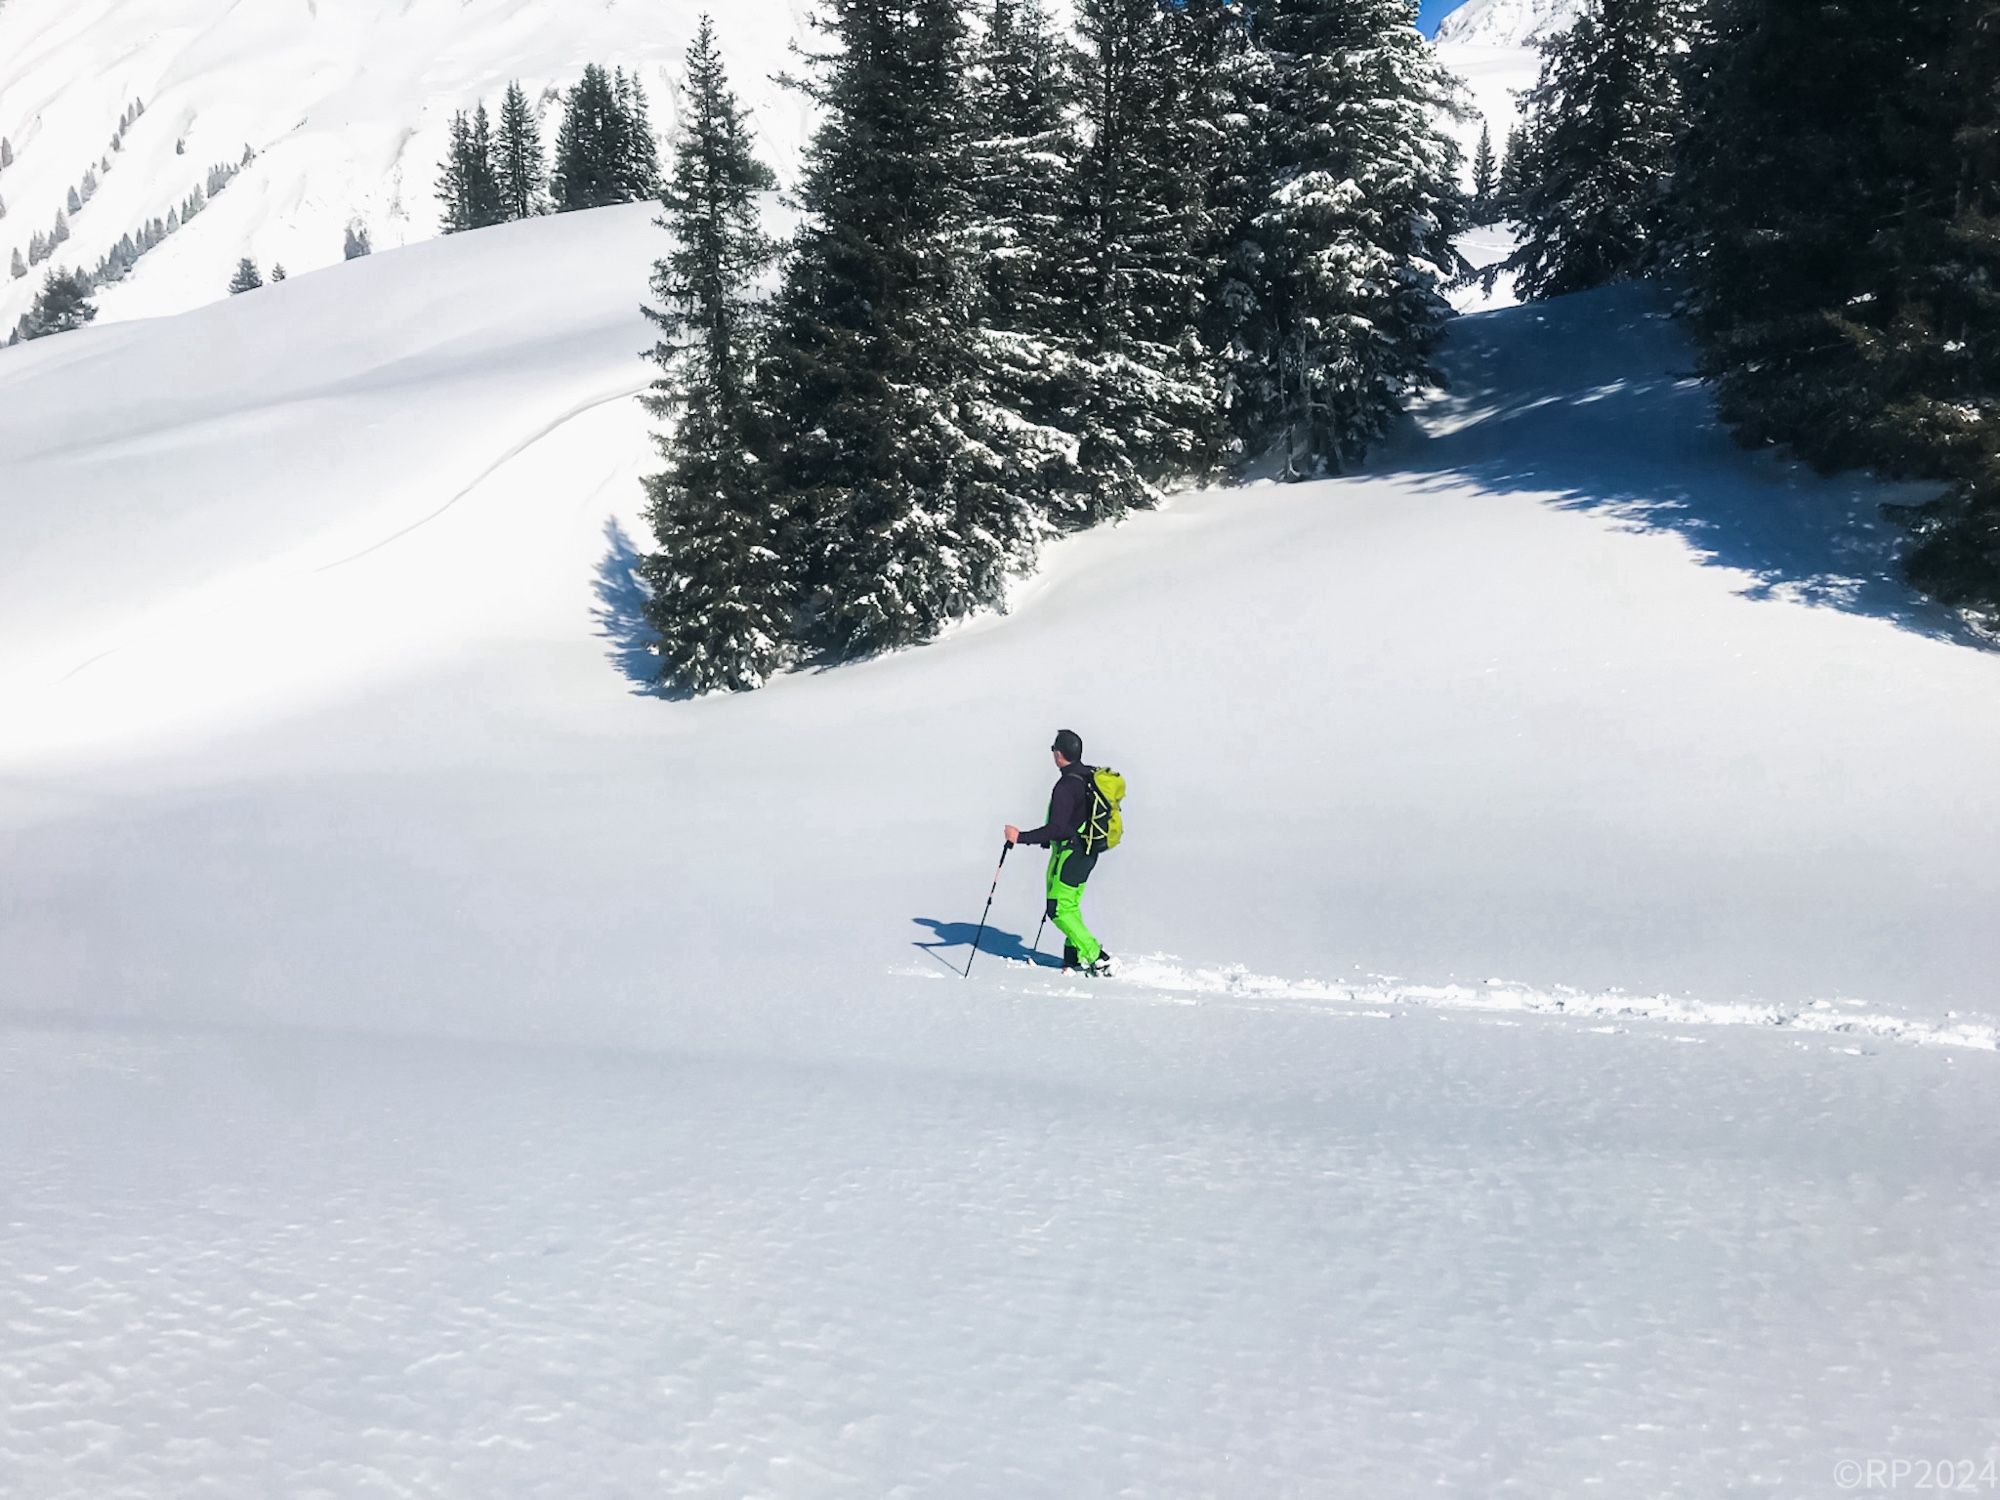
[0,0,812,333]
[2,0,1545,333]
[1428,0,1565,283]
[1435,0,1586,47]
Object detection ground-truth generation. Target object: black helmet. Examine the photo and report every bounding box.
[1051,728,1083,761]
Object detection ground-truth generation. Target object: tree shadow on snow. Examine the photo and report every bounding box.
[592,517,676,697]
[911,917,1055,974]
[1376,284,1986,650]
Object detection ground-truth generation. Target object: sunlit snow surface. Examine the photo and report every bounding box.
[0,0,814,333]
[1435,0,1585,47]
[3,206,1999,1495]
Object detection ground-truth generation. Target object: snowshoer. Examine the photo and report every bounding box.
[1005,729,1114,976]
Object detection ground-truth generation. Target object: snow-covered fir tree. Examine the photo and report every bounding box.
[637,17,789,695]
[1883,1,2000,624]
[228,256,263,294]
[965,0,1088,518]
[1063,0,1229,514]
[1173,0,1274,471]
[1471,122,1499,224]
[616,69,663,201]
[9,247,25,280]
[1673,0,1959,472]
[1498,122,1528,216]
[553,65,629,211]
[466,102,505,228]
[344,222,372,259]
[437,111,474,231]
[497,80,548,220]
[758,0,1050,658]
[438,104,505,232]
[18,269,98,340]
[1253,0,1463,478]
[1511,0,1693,299]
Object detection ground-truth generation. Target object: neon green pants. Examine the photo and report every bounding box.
[1045,845,1102,966]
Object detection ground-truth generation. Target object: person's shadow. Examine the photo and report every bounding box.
[911,917,1056,973]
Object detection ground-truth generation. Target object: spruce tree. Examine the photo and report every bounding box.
[466,101,505,228]
[271,262,287,282]
[1674,0,1960,471]
[1253,0,1464,478]
[966,0,1089,516]
[1510,0,1693,299]
[553,64,625,210]
[1471,121,1499,224]
[228,256,263,294]
[1063,0,1229,514]
[1888,2,2000,623]
[344,222,372,259]
[639,17,788,693]
[437,110,473,232]
[52,208,69,244]
[758,0,1046,658]
[1498,122,1528,216]
[497,80,548,219]
[1171,0,1275,470]
[19,269,98,339]
[9,247,24,280]
[0,138,11,169]
[620,70,663,200]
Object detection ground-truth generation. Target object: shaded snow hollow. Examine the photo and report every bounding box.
[2,204,1997,1497]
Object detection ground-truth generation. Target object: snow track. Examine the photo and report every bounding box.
[943,954,2000,1055]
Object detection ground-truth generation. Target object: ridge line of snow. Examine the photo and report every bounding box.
[38,382,647,695]
[986,957,2000,1055]
[312,384,647,573]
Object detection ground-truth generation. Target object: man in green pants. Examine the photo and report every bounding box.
[1005,728,1114,976]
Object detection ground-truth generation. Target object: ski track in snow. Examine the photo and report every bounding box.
[919,955,2000,1057]
[310,385,649,575]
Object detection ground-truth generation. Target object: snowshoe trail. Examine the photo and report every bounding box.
[918,952,2000,1057]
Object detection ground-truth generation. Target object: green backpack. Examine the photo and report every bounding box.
[1082,767,1126,855]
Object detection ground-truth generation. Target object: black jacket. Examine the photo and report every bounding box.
[1018,761,1094,848]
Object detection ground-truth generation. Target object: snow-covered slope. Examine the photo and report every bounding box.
[4,209,1998,1496]
[5,205,1998,1023]
[0,0,811,332]
[1436,0,1585,47]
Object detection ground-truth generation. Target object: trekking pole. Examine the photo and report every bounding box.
[1030,911,1048,966]
[964,841,1012,978]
